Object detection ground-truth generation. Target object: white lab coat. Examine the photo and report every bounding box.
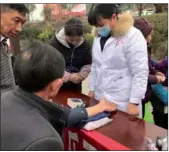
[90,27,149,118]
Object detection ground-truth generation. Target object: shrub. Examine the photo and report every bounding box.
[144,13,168,60]
[152,40,168,60]
[83,20,92,34]
[20,24,55,42]
[37,25,55,42]
[84,33,94,48]
[20,26,43,40]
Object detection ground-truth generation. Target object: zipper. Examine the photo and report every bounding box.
[70,47,76,68]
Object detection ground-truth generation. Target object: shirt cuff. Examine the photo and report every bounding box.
[129,97,141,105]
[89,86,95,92]
[63,71,71,83]
[78,65,91,78]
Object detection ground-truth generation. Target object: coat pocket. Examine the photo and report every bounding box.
[107,75,131,92]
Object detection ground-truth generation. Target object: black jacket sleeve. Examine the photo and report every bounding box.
[84,40,92,65]
[49,36,58,50]
[24,137,63,150]
[148,74,158,84]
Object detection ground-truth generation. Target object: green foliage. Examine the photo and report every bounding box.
[37,25,54,42]
[84,33,94,48]
[20,23,54,43]
[83,20,92,34]
[20,26,43,40]
[144,13,168,59]
[153,40,168,60]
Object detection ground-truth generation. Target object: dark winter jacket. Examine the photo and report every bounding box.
[50,28,92,92]
[1,87,88,150]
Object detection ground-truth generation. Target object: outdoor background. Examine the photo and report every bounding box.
[13,4,168,124]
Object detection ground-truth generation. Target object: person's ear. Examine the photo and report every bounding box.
[57,78,63,88]
[49,78,63,98]
[110,14,117,27]
[111,14,117,20]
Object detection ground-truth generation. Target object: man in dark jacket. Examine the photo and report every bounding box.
[0,4,28,94]
[1,41,117,150]
[50,18,92,92]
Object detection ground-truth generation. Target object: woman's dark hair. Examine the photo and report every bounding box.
[14,41,65,92]
[64,18,83,36]
[88,4,120,26]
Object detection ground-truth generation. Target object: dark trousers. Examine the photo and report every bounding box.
[150,93,168,130]
[142,103,146,119]
[142,93,168,130]
[152,112,168,129]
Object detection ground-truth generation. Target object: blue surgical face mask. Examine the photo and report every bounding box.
[97,25,111,37]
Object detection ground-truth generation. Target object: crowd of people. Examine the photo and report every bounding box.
[0,4,168,150]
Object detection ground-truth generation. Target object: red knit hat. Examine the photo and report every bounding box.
[134,17,153,38]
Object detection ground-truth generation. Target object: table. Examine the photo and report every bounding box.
[53,90,168,150]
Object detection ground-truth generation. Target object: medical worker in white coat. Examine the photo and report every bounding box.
[88,4,149,118]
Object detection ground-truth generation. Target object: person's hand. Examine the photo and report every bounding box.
[156,72,166,83]
[156,73,166,83]
[127,103,139,116]
[98,98,117,112]
[156,72,165,77]
[88,91,95,98]
[69,73,83,84]
[86,98,117,117]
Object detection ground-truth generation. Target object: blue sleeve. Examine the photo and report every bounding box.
[67,107,88,127]
[152,84,168,105]
[49,102,88,128]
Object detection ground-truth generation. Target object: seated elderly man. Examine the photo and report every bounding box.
[1,41,117,151]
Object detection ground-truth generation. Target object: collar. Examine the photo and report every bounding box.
[14,86,66,121]
[0,35,7,43]
[55,28,84,48]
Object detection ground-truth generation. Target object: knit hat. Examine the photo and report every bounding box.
[134,17,153,38]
